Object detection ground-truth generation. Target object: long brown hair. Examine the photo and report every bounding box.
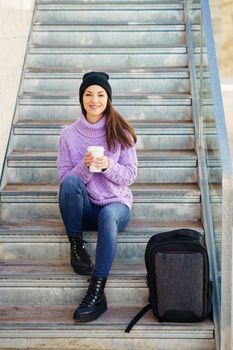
[81,99,137,151]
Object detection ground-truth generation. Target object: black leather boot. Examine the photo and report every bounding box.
[70,235,93,275]
[73,276,107,322]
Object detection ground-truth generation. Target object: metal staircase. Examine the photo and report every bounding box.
[1,0,231,349]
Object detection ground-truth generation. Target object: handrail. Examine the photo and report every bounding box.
[186,1,233,349]
[184,1,223,349]
[198,14,204,149]
[201,1,233,177]
[202,3,233,349]
[183,1,200,147]
[201,3,233,350]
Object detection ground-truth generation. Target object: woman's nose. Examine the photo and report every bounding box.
[91,94,98,102]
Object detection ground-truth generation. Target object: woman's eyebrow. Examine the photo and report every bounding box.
[86,90,105,93]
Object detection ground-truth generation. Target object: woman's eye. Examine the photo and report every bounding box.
[84,93,105,98]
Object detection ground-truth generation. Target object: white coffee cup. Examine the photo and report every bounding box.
[87,146,105,173]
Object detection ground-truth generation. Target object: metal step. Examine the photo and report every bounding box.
[0,218,203,261]
[36,0,184,4]
[27,45,207,70]
[1,183,201,202]
[0,183,201,221]
[0,304,214,350]
[23,67,190,94]
[1,225,218,272]
[13,119,195,151]
[7,150,221,183]
[18,92,192,122]
[31,23,201,46]
[31,23,186,46]
[7,149,221,184]
[35,3,185,25]
[0,260,148,305]
[1,258,216,307]
[28,44,188,69]
[7,149,198,184]
[18,92,192,105]
[12,118,222,154]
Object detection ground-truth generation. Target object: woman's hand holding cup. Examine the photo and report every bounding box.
[84,151,94,168]
[86,146,109,172]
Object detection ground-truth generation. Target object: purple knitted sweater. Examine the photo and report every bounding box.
[56,113,138,209]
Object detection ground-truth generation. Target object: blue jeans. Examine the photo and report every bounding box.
[59,175,131,278]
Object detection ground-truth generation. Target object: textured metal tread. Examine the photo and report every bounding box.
[29,44,187,53]
[33,23,186,31]
[20,91,191,98]
[7,151,198,172]
[0,217,203,231]
[15,119,193,126]
[0,261,147,288]
[0,183,201,203]
[1,183,200,195]
[18,93,192,107]
[36,1,184,9]
[8,149,197,162]
[0,305,214,339]
[0,218,204,241]
[13,119,195,135]
[32,23,199,29]
[24,66,190,77]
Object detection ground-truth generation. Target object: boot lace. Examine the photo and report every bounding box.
[71,237,92,265]
[80,279,102,307]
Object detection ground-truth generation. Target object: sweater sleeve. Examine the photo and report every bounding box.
[56,134,93,184]
[102,143,138,186]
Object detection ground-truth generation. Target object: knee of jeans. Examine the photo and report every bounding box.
[98,206,116,225]
[60,175,82,193]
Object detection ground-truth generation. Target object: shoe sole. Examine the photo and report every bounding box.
[74,303,107,322]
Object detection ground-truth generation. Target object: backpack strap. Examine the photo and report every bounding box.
[124,304,152,333]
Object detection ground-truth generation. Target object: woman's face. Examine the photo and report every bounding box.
[83,85,108,123]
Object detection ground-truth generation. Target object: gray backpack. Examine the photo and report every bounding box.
[125,229,213,333]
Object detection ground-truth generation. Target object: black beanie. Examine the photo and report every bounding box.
[79,71,112,103]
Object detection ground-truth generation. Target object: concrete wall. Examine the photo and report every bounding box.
[210,0,222,57]
[220,0,233,77]
[210,0,233,77]
[0,0,35,177]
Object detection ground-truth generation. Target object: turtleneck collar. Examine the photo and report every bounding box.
[75,112,106,138]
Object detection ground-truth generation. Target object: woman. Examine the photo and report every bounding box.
[57,71,138,322]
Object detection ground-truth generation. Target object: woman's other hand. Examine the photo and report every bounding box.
[94,156,110,171]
